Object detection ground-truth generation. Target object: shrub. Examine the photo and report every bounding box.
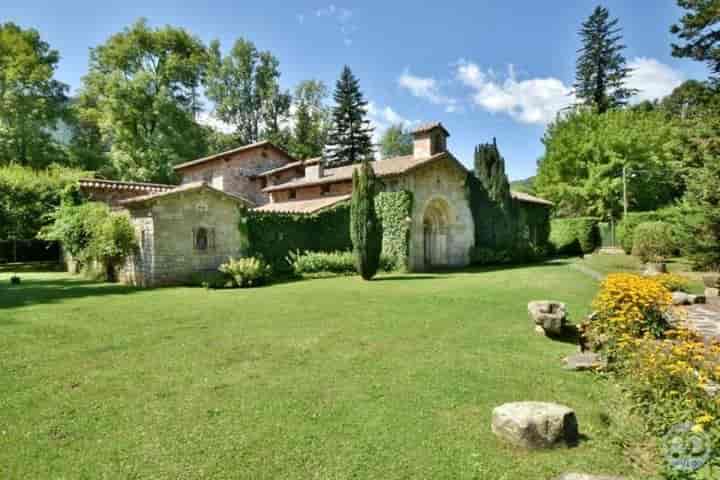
[589,273,672,345]
[187,271,233,289]
[617,211,664,254]
[219,257,271,288]
[9,275,20,285]
[86,212,138,281]
[549,217,600,254]
[654,273,690,293]
[350,160,382,280]
[288,250,395,276]
[632,221,675,263]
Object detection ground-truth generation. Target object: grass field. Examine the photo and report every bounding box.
[574,253,705,293]
[0,264,643,479]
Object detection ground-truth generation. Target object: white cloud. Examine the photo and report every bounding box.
[456,60,573,125]
[197,111,235,134]
[397,69,459,113]
[626,57,685,103]
[366,101,416,144]
[312,5,355,47]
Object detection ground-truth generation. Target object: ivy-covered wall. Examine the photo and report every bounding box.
[375,191,413,271]
[241,190,413,273]
[465,173,552,264]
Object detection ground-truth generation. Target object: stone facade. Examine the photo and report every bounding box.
[177,143,294,206]
[120,188,246,286]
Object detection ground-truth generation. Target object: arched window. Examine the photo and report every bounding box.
[194,227,208,251]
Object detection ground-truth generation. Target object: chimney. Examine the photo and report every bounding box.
[304,158,323,180]
[412,122,450,159]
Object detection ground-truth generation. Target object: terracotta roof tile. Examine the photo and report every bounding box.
[173,141,295,171]
[263,152,452,193]
[253,194,351,214]
[412,122,450,137]
[79,178,175,193]
[118,182,254,207]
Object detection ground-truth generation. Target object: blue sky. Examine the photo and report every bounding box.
[1,0,710,179]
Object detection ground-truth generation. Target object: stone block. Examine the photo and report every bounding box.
[528,301,567,335]
[491,401,578,449]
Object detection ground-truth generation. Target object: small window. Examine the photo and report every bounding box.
[289,189,296,200]
[321,184,331,195]
[194,227,208,251]
[259,177,267,188]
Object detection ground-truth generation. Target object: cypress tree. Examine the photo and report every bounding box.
[350,159,382,280]
[325,66,374,168]
[474,138,511,207]
[574,6,636,113]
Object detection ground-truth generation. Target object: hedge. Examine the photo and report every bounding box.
[549,217,600,254]
[616,211,666,254]
[0,165,87,240]
[242,191,414,273]
[617,207,704,255]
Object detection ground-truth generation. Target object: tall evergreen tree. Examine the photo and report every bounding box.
[350,159,382,280]
[325,66,374,167]
[474,138,511,207]
[671,0,720,82]
[574,6,636,113]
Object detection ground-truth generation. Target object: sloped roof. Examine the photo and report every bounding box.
[118,182,254,207]
[510,191,554,206]
[262,152,454,193]
[412,122,450,137]
[254,194,351,214]
[79,178,175,193]
[173,141,295,171]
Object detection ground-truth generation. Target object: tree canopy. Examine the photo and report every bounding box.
[0,22,69,169]
[379,124,413,159]
[671,0,720,82]
[289,80,330,160]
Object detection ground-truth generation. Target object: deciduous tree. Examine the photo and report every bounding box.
[379,124,413,159]
[0,22,68,168]
[289,80,330,159]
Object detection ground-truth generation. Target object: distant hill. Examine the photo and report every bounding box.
[510,176,535,194]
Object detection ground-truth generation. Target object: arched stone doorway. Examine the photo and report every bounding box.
[423,198,451,268]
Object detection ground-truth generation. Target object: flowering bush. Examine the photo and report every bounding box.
[654,273,691,293]
[219,257,271,288]
[590,273,673,344]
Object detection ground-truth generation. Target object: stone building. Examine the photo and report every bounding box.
[79,123,552,285]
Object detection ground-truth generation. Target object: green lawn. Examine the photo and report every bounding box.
[574,253,705,292]
[1,265,643,479]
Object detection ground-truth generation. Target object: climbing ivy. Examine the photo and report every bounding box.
[240,190,413,273]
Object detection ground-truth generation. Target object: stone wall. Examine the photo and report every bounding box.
[179,146,293,206]
[396,157,474,271]
[123,190,244,286]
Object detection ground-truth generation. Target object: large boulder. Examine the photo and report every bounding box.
[491,401,578,449]
[528,301,567,336]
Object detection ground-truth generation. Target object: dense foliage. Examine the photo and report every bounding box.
[0,165,86,240]
[41,201,137,280]
[374,190,412,271]
[205,37,291,148]
[219,256,272,288]
[288,250,395,277]
[78,19,209,183]
[631,221,676,263]
[671,0,720,81]
[379,124,413,159]
[536,109,683,218]
[549,217,600,254]
[288,80,330,160]
[324,66,374,168]
[350,159,382,280]
[0,23,69,169]
[574,6,635,113]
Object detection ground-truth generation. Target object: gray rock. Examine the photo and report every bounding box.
[555,475,625,480]
[563,352,606,371]
[528,301,567,335]
[491,401,578,449]
[672,292,691,305]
